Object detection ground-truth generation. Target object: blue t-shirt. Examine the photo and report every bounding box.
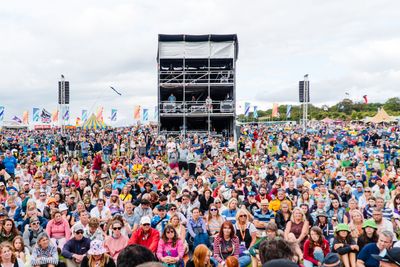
[357,243,381,267]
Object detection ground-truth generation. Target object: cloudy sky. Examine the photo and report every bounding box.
[1,0,399,125]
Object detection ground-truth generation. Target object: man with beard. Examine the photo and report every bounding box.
[372,208,396,236]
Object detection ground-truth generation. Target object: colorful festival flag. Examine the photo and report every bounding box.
[363,95,368,104]
[82,110,88,122]
[272,103,279,118]
[63,106,70,121]
[52,110,59,122]
[111,109,117,122]
[33,108,40,122]
[12,116,22,123]
[96,107,104,122]
[75,117,81,126]
[286,105,292,119]
[244,102,250,117]
[143,108,148,121]
[253,106,258,119]
[133,105,141,120]
[0,106,4,122]
[22,111,29,124]
[40,109,51,123]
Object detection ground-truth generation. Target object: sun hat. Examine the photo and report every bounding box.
[372,247,400,266]
[47,198,57,206]
[111,190,119,197]
[335,223,351,233]
[59,203,68,212]
[362,219,378,229]
[315,210,328,218]
[87,240,107,255]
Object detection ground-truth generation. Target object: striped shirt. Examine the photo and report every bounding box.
[253,209,275,230]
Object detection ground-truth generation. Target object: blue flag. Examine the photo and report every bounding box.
[286,105,292,119]
[244,102,250,117]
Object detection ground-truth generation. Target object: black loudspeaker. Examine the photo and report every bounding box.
[64,82,70,104]
[58,81,70,104]
[299,81,310,103]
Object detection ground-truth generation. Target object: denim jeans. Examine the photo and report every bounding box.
[303,249,324,267]
[239,255,251,267]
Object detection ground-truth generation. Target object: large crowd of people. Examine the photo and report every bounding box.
[0,122,400,267]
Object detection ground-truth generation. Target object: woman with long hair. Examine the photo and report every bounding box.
[0,219,19,243]
[297,190,314,208]
[213,221,239,266]
[357,219,379,251]
[169,214,186,244]
[284,207,309,248]
[348,210,364,240]
[81,240,116,267]
[0,242,24,267]
[332,224,358,267]
[206,204,225,240]
[186,244,213,267]
[327,198,346,224]
[157,225,185,267]
[303,227,330,267]
[234,209,255,267]
[12,236,30,265]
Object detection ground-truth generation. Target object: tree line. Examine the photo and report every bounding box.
[239,97,400,122]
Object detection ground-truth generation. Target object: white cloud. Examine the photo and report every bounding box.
[1,0,400,122]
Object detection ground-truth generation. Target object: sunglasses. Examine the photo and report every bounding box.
[210,209,217,211]
[75,231,84,235]
[239,214,247,217]
[142,223,150,226]
[169,208,176,211]
[31,222,39,225]
[40,194,46,197]
[166,231,174,234]
[113,227,122,230]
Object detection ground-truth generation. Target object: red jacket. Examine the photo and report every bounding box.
[128,228,160,253]
[303,239,330,265]
[92,154,103,171]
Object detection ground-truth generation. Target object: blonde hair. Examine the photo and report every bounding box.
[290,207,306,223]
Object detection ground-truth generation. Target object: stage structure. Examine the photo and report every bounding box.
[157,34,238,136]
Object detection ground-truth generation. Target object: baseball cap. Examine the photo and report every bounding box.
[74,224,84,233]
[140,216,151,225]
[372,247,400,266]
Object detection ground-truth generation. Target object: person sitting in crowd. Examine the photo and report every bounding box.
[30,233,59,267]
[81,239,116,267]
[61,224,91,267]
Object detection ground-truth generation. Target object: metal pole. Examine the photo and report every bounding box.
[303,74,309,132]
